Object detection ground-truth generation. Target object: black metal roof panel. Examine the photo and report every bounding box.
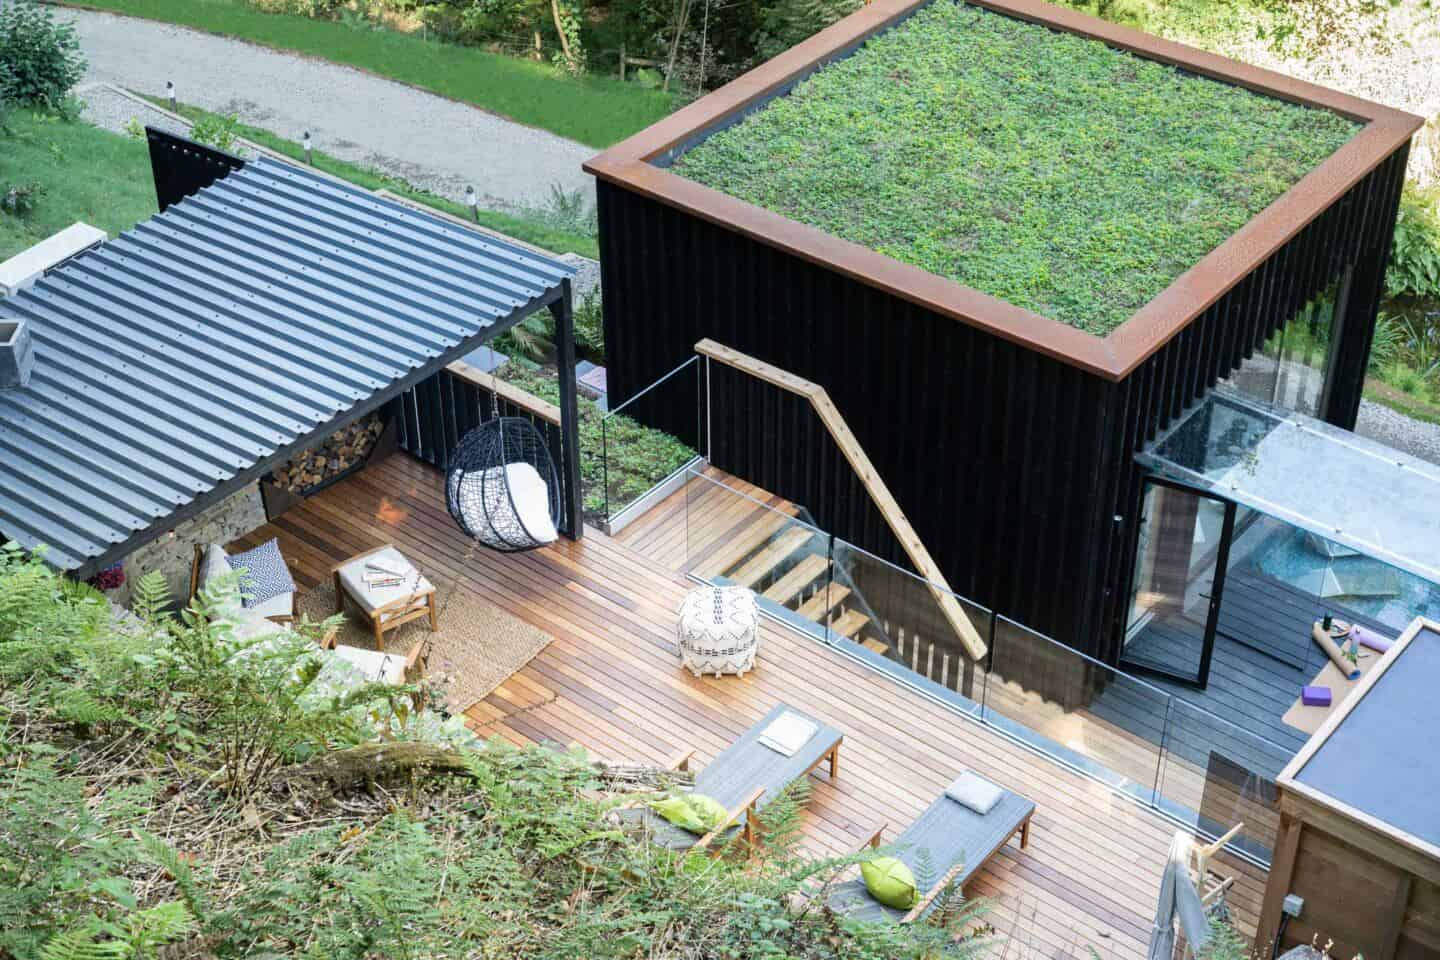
[0,156,571,571]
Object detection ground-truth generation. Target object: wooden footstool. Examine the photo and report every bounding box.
[333,544,438,650]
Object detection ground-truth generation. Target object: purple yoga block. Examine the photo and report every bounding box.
[1302,685,1332,707]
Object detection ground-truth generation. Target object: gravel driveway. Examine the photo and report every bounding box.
[66,8,595,214]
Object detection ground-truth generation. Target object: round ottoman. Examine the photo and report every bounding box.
[676,585,760,678]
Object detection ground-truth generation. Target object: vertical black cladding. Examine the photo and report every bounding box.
[596,144,1409,663]
[145,128,246,213]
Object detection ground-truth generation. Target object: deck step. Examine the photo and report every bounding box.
[829,609,870,640]
[727,527,815,589]
[762,554,832,606]
[796,584,851,621]
[860,636,890,655]
[691,506,797,578]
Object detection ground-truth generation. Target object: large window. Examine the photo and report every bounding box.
[1220,294,1339,418]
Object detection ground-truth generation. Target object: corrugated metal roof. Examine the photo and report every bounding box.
[0,155,572,572]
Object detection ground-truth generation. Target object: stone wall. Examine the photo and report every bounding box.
[114,482,268,607]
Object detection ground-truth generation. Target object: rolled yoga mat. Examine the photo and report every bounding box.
[1350,623,1394,654]
[1312,622,1361,680]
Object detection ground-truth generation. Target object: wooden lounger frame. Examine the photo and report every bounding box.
[861,804,1033,922]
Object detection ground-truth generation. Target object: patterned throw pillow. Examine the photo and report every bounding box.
[224,538,296,609]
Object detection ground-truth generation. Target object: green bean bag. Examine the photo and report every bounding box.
[650,793,730,835]
[861,856,919,910]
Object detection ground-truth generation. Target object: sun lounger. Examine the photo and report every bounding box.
[643,703,843,852]
[829,781,1035,922]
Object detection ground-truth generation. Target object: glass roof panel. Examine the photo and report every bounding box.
[1138,391,1440,584]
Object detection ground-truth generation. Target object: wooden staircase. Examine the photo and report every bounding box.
[694,339,987,662]
[692,520,891,654]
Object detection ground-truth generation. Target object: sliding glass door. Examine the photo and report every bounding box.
[1122,477,1236,688]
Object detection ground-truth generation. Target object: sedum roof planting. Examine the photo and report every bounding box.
[671,1,1360,335]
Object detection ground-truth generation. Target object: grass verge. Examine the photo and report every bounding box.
[62,0,673,148]
[0,109,156,261]
[145,98,599,259]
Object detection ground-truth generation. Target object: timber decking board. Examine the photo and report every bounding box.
[616,466,801,574]
[1104,563,1402,783]
[234,452,1269,960]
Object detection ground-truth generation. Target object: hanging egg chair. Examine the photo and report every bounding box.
[446,415,561,552]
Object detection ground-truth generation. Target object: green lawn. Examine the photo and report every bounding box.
[147,99,600,259]
[675,1,1359,335]
[62,0,673,148]
[0,110,156,261]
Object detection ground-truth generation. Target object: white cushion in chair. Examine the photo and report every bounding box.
[329,643,408,685]
[451,462,558,549]
[198,543,244,618]
[248,591,294,619]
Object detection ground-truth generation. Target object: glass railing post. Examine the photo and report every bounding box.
[978,613,995,720]
[824,533,835,644]
[1154,694,1173,809]
[600,415,610,521]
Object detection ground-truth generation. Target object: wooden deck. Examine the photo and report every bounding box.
[617,465,1276,862]
[233,452,1268,960]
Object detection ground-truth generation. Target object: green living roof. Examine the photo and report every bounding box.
[672,1,1360,335]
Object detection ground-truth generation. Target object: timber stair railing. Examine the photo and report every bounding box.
[694,339,988,662]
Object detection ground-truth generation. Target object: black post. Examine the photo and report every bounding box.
[550,280,585,540]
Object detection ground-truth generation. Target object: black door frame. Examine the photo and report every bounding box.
[1121,475,1237,689]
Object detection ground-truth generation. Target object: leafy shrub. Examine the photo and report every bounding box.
[0,58,13,129]
[751,0,862,65]
[1,178,45,215]
[574,290,604,361]
[189,111,242,152]
[1387,185,1440,300]
[248,0,348,18]
[1369,310,1402,372]
[0,0,86,109]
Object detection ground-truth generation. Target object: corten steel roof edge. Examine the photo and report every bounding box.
[584,0,1425,382]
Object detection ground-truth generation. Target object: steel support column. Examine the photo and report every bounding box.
[551,279,586,540]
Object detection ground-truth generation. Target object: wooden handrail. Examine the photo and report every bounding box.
[445,359,563,426]
[694,338,987,661]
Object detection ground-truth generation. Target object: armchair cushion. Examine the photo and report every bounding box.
[329,644,409,685]
[197,543,244,618]
[225,538,296,609]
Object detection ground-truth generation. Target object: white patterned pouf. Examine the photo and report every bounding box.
[676,586,760,678]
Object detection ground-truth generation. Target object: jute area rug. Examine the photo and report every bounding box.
[296,581,554,715]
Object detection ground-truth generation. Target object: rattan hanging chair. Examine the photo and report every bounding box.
[445,416,561,552]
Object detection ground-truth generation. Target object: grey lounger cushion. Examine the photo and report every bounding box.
[643,703,843,851]
[829,786,1035,923]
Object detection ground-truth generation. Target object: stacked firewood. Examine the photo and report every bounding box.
[271,416,384,493]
